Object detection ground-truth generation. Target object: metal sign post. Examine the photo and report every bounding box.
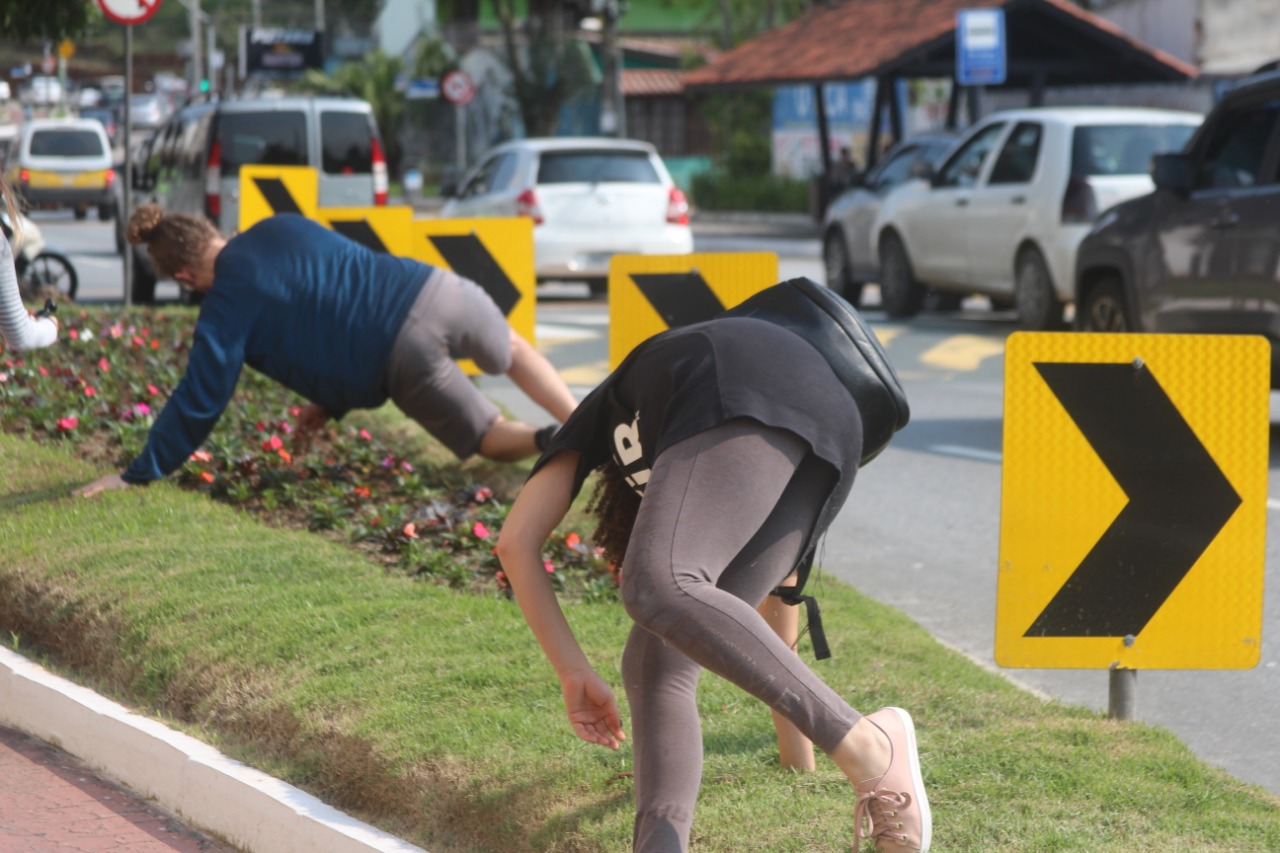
[96,0,164,307]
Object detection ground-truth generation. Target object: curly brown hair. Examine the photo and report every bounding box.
[586,461,643,567]
[126,204,221,279]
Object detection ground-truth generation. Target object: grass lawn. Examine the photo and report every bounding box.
[2,431,1278,852]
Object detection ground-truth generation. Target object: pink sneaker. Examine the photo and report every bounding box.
[853,707,931,852]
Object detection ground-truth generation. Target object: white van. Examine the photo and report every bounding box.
[125,94,389,302]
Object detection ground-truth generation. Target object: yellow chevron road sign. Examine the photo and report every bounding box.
[607,252,778,369]
[996,332,1269,670]
[316,206,414,257]
[238,165,318,231]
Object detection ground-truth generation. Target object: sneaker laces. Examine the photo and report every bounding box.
[854,788,916,851]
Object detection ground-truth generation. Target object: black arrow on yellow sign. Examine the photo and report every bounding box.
[331,220,388,254]
[630,272,725,329]
[429,234,521,316]
[1024,362,1241,638]
[251,177,304,215]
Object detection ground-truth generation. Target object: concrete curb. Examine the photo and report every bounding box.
[0,647,428,853]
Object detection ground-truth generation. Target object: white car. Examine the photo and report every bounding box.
[440,137,693,295]
[870,107,1202,329]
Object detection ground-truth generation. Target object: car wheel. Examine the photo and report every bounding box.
[823,231,864,306]
[878,232,924,318]
[1078,277,1131,332]
[98,203,115,222]
[73,206,88,221]
[1014,248,1065,331]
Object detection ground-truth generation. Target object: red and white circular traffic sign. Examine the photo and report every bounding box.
[96,0,163,26]
[441,69,476,106]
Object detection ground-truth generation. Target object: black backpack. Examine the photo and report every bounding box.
[718,276,910,465]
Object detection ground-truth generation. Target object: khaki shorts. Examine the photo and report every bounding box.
[384,268,512,458]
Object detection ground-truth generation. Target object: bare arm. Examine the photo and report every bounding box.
[495,451,625,750]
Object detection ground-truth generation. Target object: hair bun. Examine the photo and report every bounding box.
[126,204,165,245]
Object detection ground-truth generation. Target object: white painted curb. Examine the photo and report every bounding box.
[0,647,428,853]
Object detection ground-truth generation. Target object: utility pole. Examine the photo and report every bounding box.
[188,0,203,93]
[599,0,625,137]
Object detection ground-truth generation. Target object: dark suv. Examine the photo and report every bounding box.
[1074,71,1280,385]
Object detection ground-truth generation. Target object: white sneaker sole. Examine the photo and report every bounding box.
[885,707,932,852]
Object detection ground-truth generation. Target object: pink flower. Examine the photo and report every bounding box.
[69,329,79,340]
[83,386,97,398]
[56,416,78,432]
[403,522,419,539]
[38,366,48,376]
[146,384,159,396]
[97,358,110,372]
[358,429,372,441]
[472,521,490,539]
[544,560,555,574]
[262,435,284,452]
[190,450,213,463]
[132,402,151,418]
[474,486,493,502]
[401,461,414,473]
[381,455,396,468]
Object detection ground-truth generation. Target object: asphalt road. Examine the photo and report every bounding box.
[30,210,1280,798]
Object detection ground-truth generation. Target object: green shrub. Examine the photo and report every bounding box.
[690,170,810,213]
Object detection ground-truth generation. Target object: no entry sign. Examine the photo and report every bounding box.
[97,0,163,26]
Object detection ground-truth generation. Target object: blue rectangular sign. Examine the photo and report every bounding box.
[957,8,1007,86]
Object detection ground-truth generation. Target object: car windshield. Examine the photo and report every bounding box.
[218,111,307,176]
[537,150,660,184]
[29,129,104,157]
[1071,124,1198,177]
[320,111,373,175]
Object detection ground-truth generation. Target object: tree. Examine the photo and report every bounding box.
[0,0,92,41]
[302,50,406,175]
[492,0,598,137]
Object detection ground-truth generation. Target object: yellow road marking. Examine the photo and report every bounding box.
[921,335,1005,371]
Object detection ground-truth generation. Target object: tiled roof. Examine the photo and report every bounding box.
[622,68,687,97]
[684,0,1197,88]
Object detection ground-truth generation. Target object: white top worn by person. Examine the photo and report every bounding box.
[0,174,58,352]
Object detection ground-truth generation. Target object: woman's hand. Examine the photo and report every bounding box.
[560,668,626,750]
[74,474,130,498]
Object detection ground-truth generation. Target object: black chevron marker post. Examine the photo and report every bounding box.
[1025,361,1241,638]
[429,234,522,316]
[330,220,389,254]
[630,272,726,328]
[251,177,305,215]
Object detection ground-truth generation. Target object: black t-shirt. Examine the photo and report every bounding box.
[535,316,863,515]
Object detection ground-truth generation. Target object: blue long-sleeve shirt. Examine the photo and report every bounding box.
[123,215,429,483]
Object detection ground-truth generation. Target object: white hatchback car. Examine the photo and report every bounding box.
[870,107,1202,329]
[440,137,693,294]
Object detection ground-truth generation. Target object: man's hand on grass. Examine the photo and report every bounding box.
[74,474,130,498]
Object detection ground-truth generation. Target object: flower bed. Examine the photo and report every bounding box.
[0,306,617,599]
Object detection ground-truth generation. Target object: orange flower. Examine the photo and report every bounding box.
[199,471,215,483]
[353,486,371,499]
[565,532,581,549]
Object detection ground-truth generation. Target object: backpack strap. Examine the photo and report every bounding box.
[768,546,830,660]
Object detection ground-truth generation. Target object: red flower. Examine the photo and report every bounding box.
[83,386,96,398]
[262,435,284,452]
[56,416,78,432]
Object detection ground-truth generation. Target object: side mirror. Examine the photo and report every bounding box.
[1152,152,1193,193]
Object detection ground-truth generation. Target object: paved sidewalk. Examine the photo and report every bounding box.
[0,725,238,852]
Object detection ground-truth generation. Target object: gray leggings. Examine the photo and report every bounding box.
[619,418,861,852]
